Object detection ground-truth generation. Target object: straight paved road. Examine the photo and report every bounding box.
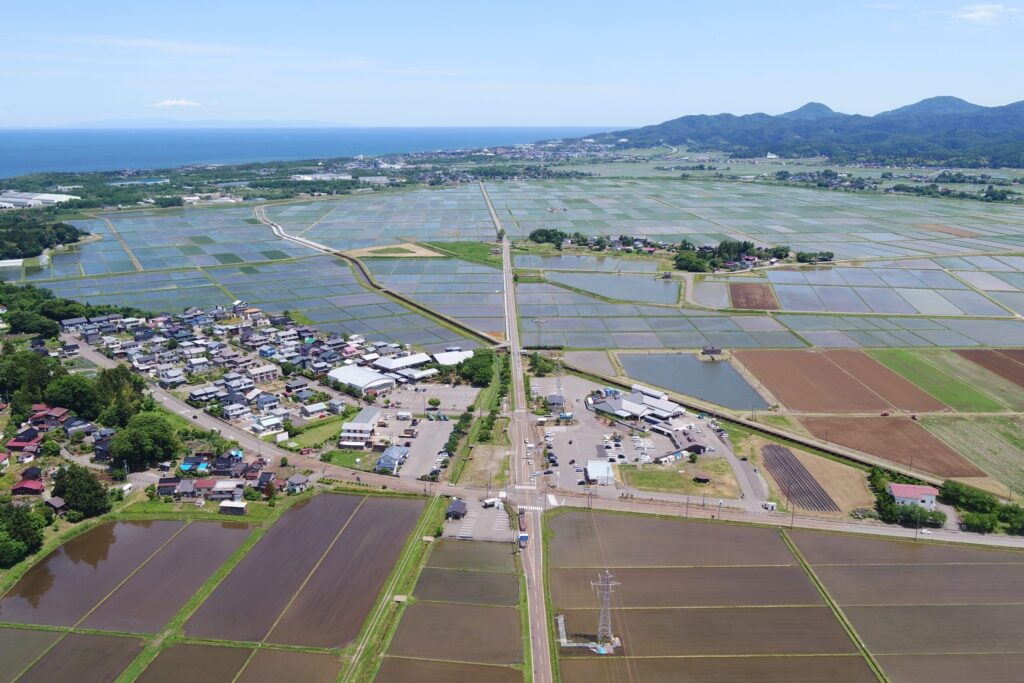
[482,181,554,683]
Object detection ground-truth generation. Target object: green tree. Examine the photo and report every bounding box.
[243,486,262,501]
[0,529,28,568]
[40,438,62,459]
[45,374,100,420]
[961,511,999,534]
[427,397,441,409]
[109,412,181,471]
[0,503,44,554]
[673,250,710,272]
[52,464,111,518]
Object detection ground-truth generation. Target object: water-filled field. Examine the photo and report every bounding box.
[618,352,768,409]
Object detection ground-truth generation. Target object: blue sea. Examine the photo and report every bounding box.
[0,127,607,179]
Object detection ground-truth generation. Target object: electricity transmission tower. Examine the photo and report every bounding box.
[592,570,620,648]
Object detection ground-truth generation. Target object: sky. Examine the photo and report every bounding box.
[1,1,1021,128]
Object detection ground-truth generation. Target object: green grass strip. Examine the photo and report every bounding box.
[867,349,1005,412]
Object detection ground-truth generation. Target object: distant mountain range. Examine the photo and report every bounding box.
[590,97,1024,167]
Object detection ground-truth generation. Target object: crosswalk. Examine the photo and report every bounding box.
[514,484,536,490]
[519,505,544,512]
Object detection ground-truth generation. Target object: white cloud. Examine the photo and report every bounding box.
[950,4,1019,22]
[150,99,201,108]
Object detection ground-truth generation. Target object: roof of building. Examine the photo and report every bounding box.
[328,365,394,391]
[447,499,468,515]
[586,460,615,482]
[433,350,474,366]
[374,352,431,371]
[888,483,940,498]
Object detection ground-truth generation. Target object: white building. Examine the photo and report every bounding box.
[586,460,616,486]
[339,406,381,447]
[373,352,431,372]
[246,364,281,383]
[433,350,474,366]
[888,483,939,511]
[328,365,395,395]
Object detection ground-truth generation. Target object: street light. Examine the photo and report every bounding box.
[717,499,723,520]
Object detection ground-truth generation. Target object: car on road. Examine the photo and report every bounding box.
[543,469,553,475]
[192,414,198,419]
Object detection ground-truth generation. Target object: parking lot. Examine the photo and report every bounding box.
[388,383,481,415]
[527,376,682,499]
[444,498,514,542]
[397,420,453,481]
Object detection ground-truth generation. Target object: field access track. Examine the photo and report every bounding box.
[762,444,840,513]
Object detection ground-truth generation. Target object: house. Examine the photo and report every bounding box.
[6,427,42,451]
[888,483,939,511]
[287,474,310,494]
[256,393,280,413]
[246,364,281,384]
[374,445,409,474]
[219,500,248,516]
[93,434,114,461]
[327,398,346,415]
[327,365,395,395]
[156,477,181,497]
[45,497,67,514]
[293,388,317,404]
[64,418,97,439]
[175,479,197,498]
[222,403,252,421]
[285,377,310,394]
[446,499,467,520]
[210,479,245,501]
[158,368,186,388]
[21,466,42,481]
[301,402,328,419]
[12,480,44,495]
[339,406,381,447]
[251,415,283,435]
[194,478,216,497]
[0,453,8,474]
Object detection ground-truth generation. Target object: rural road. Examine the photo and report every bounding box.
[485,181,555,683]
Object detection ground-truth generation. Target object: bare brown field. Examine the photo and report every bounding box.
[137,643,251,683]
[375,657,523,683]
[0,520,183,627]
[388,602,522,665]
[426,539,517,573]
[185,494,362,642]
[792,529,1024,565]
[550,566,821,609]
[824,350,948,412]
[414,567,519,606]
[915,223,982,238]
[878,653,1024,683]
[729,282,779,310]
[547,512,796,568]
[82,521,251,633]
[560,655,877,683]
[955,349,1024,388]
[237,649,343,683]
[0,628,60,682]
[845,604,1024,654]
[800,416,984,478]
[816,564,1024,605]
[561,607,856,656]
[19,633,143,683]
[735,350,890,412]
[267,496,424,648]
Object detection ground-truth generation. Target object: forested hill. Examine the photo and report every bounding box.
[0,212,87,260]
[590,97,1024,167]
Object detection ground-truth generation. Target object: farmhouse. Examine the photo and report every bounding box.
[888,483,939,511]
[328,365,395,395]
[287,474,310,494]
[12,480,44,495]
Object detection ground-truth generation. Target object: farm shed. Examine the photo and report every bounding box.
[219,500,248,516]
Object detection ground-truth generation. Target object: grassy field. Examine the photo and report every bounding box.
[323,449,378,471]
[287,410,356,449]
[868,349,1006,412]
[422,241,502,267]
[620,457,739,499]
[912,349,1024,411]
[921,416,1024,492]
